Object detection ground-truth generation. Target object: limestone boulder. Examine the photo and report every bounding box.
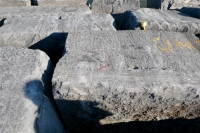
[120,8,200,34]
[0,0,30,7]
[0,46,65,133]
[91,0,140,14]
[52,30,200,132]
[180,7,200,19]
[147,0,200,10]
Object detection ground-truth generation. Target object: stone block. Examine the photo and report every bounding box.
[52,30,200,132]
[0,46,65,133]
[0,14,116,65]
[91,0,140,14]
[147,0,200,10]
[120,8,200,34]
[0,5,91,19]
[35,0,87,6]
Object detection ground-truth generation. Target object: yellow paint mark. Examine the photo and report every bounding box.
[196,40,200,46]
[175,39,194,50]
[153,37,173,52]
[153,37,160,44]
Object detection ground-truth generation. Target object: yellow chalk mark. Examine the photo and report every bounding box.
[153,37,160,44]
[175,39,194,50]
[153,37,173,52]
[196,40,200,46]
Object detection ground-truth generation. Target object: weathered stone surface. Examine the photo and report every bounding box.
[0,46,65,133]
[180,7,200,19]
[91,0,140,14]
[52,30,200,132]
[0,5,91,19]
[0,0,30,7]
[120,8,200,34]
[0,14,116,65]
[34,0,87,6]
[147,0,200,10]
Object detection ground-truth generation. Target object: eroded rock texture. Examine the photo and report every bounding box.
[52,30,200,132]
[147,0,200,10]
[0,46,65,133]
[120,8,200,34]
[91,0,140,14]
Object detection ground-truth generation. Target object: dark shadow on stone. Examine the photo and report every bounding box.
[24,63,69,133]
[102,118,200,133]
[55,99,113,133]
[196,34,200,39]
[111,11,140,30]
[24,80,43,133]
[31,0,38,6]
[54,99,200,133]
[29,32,68,66]
[180,7,200,19]
[147,0,162,9]
[0,18,6,27]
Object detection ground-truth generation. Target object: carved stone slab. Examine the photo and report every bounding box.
[0,0,30,7]
[52,30,200,132]
[0,46,65,133]
[0,5,91,19]
[180,7,200,19]
[147,0,200,10]
[35,0,87,6]
[121,8,200,34]
[91,0,140,14]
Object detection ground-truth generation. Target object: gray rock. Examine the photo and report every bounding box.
[0,46,65,133]
[0,14,116,65]
[35,0,87,6]
[91,0,140,14]
[0,5,91,19]
[52,30,200,132]
[180,7,200,19]
[147,0,200,10]
[0,0,30,7]
[120,8,200,34]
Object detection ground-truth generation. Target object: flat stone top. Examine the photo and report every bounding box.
[53,30,200,124]
[0,14,115,33]
[0,5,91,18]
[125,8,200,34]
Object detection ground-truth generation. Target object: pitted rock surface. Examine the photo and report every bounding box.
[147,0,200,9]
[0,46,65,133]
[0,0,30,7]
[0,5,91,19]
[180,7,200,19]
[120,8,200,34]
[52,30,200,132]
[91,0,140,14]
